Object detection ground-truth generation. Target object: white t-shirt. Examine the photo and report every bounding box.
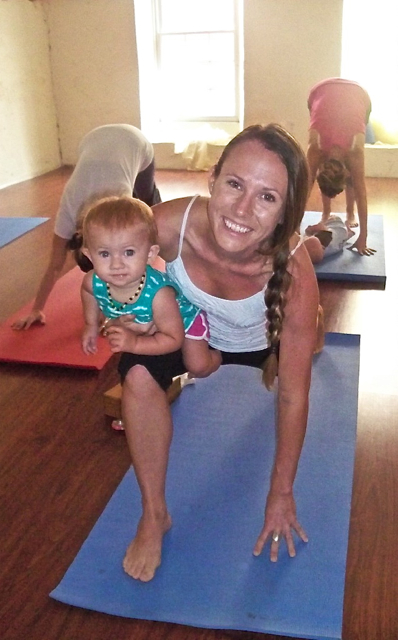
[322,216,349,257]
[54,125,154,239]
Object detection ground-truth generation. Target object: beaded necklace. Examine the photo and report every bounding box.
[106,272,146,312]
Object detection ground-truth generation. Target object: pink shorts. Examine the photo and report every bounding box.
[185,311,210,341]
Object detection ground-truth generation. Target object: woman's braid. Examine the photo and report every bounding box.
[262,244,292,390]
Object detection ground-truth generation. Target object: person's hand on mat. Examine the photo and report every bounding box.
[349,235,376,256]
[81,325,99,355]
[12,309,46,330]
[253,490,308,562]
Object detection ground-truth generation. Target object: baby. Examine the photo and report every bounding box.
[304,215,355,264]
[80,195,221,394]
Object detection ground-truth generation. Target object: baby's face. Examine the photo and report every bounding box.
[84,222,154,290]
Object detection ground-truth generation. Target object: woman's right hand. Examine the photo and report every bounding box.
[12,310,46,331]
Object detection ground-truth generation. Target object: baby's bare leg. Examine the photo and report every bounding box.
[121,365,173,582]
[182,338,222,378]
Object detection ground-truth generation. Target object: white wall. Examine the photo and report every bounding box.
[46,0,141,164]
[0,0,60,188]
[243,0,343,148]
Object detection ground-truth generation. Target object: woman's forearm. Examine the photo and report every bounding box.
[270,393,309,494]
[33,235,69,311]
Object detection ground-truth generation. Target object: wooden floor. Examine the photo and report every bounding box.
[0,168,397,640]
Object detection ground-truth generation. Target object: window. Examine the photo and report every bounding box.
[134,0,243,142]
[341,0,398,144]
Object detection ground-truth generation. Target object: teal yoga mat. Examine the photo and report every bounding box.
[301,212,386,285]
[0,216,49,248]
[50,333,359,640]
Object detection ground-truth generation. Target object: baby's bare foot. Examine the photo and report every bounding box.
[123,512,172,582]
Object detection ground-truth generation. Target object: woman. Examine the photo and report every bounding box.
[106,123,319,582]
[306,77,375,256]
[13,124,161,330]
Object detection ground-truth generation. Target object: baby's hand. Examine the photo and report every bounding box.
[81,325,98,354]
[105,325,137,353]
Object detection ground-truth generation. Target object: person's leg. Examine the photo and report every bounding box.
[118,351,185,581]
[321,193,332,223]
[121,364,173,582]
[182,338,221,378]
[181,312,221,378]
[133,159,162,206]
[345,183,358,227]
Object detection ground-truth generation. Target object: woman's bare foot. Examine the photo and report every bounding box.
[123,512,172,582]
[346,214,358,228]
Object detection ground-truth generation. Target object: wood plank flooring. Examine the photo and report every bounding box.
[0,168,397,640]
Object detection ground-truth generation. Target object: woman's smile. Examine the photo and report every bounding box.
[223,217,252,234]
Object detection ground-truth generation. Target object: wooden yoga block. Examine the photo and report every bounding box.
[103,375,184,419]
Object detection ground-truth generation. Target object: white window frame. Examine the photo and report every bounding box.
[134,0,243,142]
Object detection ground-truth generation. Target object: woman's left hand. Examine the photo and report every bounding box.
[253,489,308,562]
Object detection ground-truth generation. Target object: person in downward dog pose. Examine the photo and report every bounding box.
[13,124,162,330]
[115,123,319,582]
[306,77,375,256]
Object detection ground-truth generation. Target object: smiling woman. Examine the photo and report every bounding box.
[115,123,320,583]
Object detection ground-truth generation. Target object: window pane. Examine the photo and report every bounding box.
[160,33,235,65]
[159,0,235,33]
[159,34,236,120]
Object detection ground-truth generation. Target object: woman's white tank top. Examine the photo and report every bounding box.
[166,195,268,352]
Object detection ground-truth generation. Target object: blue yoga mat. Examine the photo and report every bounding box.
[0,216,49,248]
[50,333,359,640]
[301,212,386,285]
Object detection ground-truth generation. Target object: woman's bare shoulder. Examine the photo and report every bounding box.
[152,196,207,259]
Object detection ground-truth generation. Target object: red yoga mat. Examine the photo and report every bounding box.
[0,268,112,370]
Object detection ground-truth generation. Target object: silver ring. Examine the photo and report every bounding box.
[272,532,280,543]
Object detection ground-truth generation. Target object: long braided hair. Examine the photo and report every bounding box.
[212,124,310,390]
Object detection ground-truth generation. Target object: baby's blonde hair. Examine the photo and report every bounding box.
[82,196,158,246]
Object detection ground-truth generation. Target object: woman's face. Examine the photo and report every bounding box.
[207,140,288,257]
